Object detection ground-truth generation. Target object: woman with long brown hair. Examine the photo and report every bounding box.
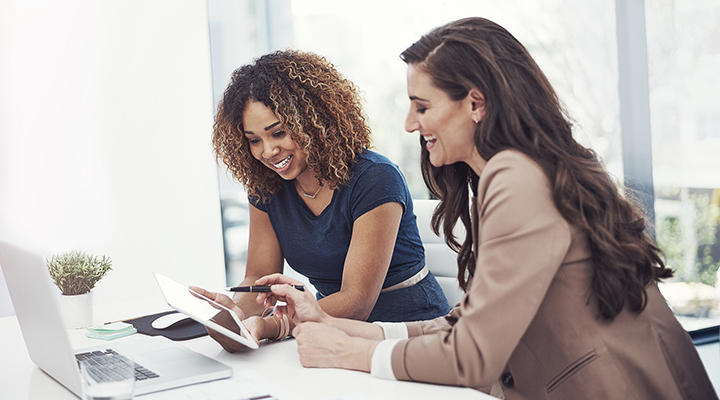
[243,18,715,399]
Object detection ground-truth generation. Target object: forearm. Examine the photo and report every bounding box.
[324,314,386,340]
[317,289,378,321]
[272,301,384,341]
[293,321,381,373]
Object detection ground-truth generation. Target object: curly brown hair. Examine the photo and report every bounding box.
[212,50,372,201]
[402,17,673,321]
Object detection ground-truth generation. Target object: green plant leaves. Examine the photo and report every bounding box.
[46,251,112,296]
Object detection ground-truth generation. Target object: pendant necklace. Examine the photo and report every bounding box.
[296,180,322,199]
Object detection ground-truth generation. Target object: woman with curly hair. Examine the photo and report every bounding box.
[198,50,450,352]
[240,18,715,399]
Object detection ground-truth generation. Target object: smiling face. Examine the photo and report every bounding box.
[242,101,312,181]
[404,64,487,174]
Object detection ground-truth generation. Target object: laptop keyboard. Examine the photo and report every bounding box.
[75,349,160,381]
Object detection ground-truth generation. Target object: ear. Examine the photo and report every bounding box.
[468,88,486,123]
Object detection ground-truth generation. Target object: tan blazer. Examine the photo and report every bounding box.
[390,150,716,399]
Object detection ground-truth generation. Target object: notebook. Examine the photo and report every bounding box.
[0,238,233,397]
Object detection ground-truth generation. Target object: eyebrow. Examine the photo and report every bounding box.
[409,95,428,102]
[244,121,281,135]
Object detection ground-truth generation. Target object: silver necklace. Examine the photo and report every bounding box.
[296,180,322,199]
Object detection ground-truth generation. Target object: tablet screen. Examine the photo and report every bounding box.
[153,272,258,349]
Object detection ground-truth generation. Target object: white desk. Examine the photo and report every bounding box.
[0,298,495,399]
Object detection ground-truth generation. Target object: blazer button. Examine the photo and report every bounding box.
[501,372,514,388]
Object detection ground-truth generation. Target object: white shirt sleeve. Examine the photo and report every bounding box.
[372,321,408,339]
[370,338,402,380]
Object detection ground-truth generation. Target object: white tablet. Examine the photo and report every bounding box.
[153,272,259,349]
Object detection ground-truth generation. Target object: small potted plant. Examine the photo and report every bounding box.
[47,251,112,329]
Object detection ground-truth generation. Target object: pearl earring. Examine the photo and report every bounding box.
[472,114,478,123]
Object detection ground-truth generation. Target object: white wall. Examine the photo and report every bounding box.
[0,0,226,315]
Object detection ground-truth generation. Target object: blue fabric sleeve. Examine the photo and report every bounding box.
[349,162,410,222]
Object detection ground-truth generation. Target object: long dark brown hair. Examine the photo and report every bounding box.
[213,50,372,201]
[401,17,672,320]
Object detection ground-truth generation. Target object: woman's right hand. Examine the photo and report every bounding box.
[254,273,329,326]
[189,286,264,353]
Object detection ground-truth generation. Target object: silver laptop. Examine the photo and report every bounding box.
[0,239,233,397]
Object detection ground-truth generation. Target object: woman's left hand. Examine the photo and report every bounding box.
[254,273,329,325]
[293,321,378,372]
[188,286,262,352]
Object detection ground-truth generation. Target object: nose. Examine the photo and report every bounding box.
[262,140,280,159]
[404,109,419,133]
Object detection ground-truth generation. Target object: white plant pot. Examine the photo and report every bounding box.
[58,291,93,329]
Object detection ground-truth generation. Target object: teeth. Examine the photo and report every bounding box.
[424,135,436,141]
[271,155,291,169]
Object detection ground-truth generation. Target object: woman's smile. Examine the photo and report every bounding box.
[269,154,293,173]
[423,135,437,150]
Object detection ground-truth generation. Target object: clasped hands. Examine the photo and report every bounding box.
[191,274,377,372]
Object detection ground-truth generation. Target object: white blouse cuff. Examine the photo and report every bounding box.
[370,339,401,381]
[372,321,408,339]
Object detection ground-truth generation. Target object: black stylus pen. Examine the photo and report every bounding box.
[227,285,305,292]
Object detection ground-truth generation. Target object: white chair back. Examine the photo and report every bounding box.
[413,199,466,307]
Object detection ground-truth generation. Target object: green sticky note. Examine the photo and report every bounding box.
[86,322,135,335]
[85,327,137,341]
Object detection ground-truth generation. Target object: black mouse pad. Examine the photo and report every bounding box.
[125,310,208,341]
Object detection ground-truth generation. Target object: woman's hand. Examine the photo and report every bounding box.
[188,286,264,353]
[254,273,330,326]
[293,322,378,372]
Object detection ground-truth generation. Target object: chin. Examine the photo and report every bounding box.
[429,155,446,168]
[268,166,293,180]
[277,171,297,181]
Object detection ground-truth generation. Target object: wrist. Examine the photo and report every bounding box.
[322,313,340,328]
[364,339,379,373]
[228,297,247,320]
[261,316,280,340]
[344,337,378,372]
[261,311,291,341]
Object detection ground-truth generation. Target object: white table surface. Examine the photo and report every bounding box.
[0,297,496,400]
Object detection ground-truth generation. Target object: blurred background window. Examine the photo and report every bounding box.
[646,0,720,333]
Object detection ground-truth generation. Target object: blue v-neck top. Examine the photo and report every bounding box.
[250,150,450,321]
